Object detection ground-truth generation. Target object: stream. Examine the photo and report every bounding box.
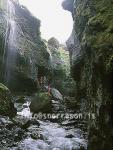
[5,95,88,150]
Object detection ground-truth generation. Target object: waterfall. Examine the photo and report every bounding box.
[3,0,17,86]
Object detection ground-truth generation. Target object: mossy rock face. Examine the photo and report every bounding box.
[0,0,51,92]
[47,37,72,91]
[30,92,52,113]
[0,83,17,117]
[48,38,63,74]
[65,0,113,107]
[0,83,9,91]
[64,0,113,149]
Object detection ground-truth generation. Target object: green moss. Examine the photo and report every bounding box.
[67,0,113,149]
[30,92,51,113]
[38,92,50,99]
[106,55,113,72]
[0,83,9,92]
[0,83,16,117]
[59,47,70,76]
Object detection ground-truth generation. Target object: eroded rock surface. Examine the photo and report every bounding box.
[63,0,113,149]
[0,0,51,91]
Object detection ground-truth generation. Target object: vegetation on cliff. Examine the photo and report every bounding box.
[63,0,113,150]
[0,0,51,91]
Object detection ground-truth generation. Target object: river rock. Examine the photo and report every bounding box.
[0,124,26,148]
[51,88,63,101]
[0,83,17,117]
[12,115,40,130]
[30,92,52,113]
[0,116,14,130]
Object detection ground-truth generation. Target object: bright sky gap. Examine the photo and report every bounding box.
[19,0,73,43]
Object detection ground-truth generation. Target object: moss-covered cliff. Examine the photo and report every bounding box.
[63,0,113,149]
[0,0,51,91]
[47,38,67,90]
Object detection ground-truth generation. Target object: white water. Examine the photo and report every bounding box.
[15,122,87,150]
[3,0,17,85]
[12,100,87,150]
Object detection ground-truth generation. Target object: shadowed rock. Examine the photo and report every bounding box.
[0,83,16,117]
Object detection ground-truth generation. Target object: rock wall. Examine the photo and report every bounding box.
[63,0,113,149]
[47,37,66,90]
[0,0,51,91]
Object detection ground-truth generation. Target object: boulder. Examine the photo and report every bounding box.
[51,88,63,101]
[12,115,40,130]
[0,83,17,117]
[30,92,52,113]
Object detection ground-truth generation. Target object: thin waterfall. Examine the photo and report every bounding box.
[3,0,18,86]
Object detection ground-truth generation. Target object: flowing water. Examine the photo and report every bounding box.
[3,0,17,85]
[12,122,87,150]
[8,97,88,150]
[1,1,87,149]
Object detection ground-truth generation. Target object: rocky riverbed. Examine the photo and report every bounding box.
[0,94,87,150]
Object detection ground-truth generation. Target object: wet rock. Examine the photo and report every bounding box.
[30,92,52,113]
[29,118,40,126]
[0,123,26,149]
[16,96,26,103]
[23,103,29,108]
[14,103,23,112]
[12,115,40,130]
[65,96,79,109]
[51,88,63,101]
[65,134,74,138]
[0,83,17,117]
[0,0,51,92]
[80,147,86,150]
[0,116,14,130]
[63,0,113,149]
[27,125,43,140]
[12,116,30,129]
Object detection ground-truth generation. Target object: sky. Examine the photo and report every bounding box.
[19,0,73,43]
